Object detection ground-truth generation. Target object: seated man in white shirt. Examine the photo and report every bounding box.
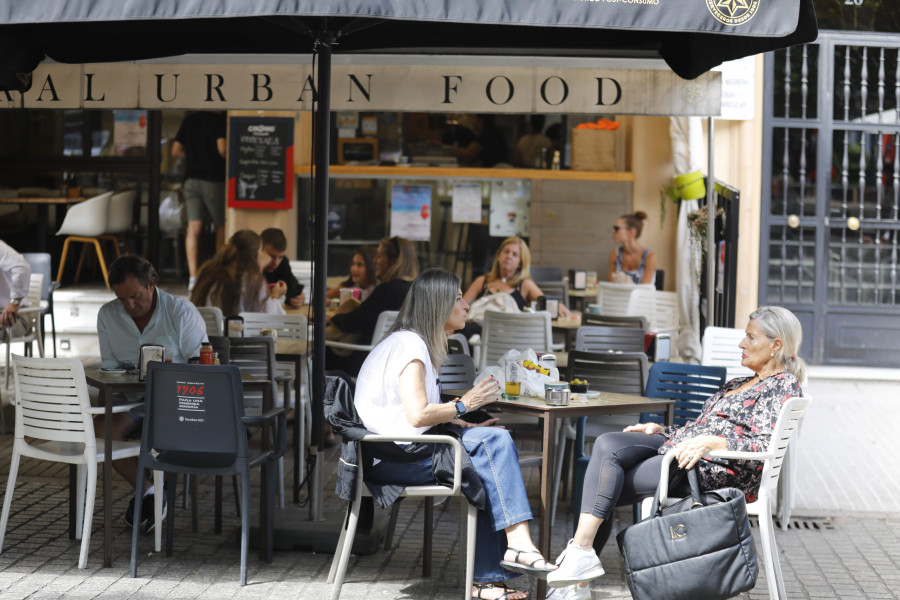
[95,255,207,532]
[0,240,32,340]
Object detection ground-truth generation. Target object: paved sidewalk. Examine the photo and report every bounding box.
[0,371,897,599]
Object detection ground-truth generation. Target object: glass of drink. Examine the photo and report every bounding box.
[163,348,173,363]
[505,362,521,400]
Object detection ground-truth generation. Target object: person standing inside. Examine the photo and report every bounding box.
[171,111,227,291]
[259,228,305,309]
[0,240,31,340]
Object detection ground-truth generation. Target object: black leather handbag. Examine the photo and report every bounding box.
[616,467,758,600]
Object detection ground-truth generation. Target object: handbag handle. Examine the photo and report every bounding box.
[651,449,703,516]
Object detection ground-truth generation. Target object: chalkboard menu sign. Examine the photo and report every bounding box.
[227,116,294,210]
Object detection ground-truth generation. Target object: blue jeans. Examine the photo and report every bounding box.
[368,427,533,583]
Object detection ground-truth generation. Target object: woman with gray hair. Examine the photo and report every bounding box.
[354,267,556,600]
[545,306,805,599]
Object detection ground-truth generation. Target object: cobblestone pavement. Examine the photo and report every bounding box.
[0,372,897,599]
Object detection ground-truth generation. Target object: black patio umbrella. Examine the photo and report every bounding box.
[0,0,817,518]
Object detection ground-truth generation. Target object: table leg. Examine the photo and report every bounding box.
[103,389,113,568]
[537,412,557,600]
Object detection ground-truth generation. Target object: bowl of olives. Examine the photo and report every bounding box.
[569,379,589,393]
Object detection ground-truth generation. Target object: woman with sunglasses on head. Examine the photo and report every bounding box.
[607,212,656,285]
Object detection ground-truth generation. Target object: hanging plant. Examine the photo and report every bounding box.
[658,181,680,224]
[686,206,725,262]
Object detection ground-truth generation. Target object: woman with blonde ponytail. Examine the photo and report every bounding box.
[190,229,286,315]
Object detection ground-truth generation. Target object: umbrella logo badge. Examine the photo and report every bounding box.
[706,0,759,26]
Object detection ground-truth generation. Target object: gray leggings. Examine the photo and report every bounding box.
[580,431,687,553]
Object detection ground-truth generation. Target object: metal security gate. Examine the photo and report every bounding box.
[762,31,900,366]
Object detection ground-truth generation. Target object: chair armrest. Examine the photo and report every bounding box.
[242,407,287,458]
[359,434,464,495]
[325,340,375,352]
[706,449,775,461]
[85,402,144,415]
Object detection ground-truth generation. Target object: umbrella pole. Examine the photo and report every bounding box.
[310,34,334,522]
[706,116,716,326]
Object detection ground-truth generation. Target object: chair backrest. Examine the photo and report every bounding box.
[701,326,754,381]
[12,355,93,445]
[196,306,224,337]
[530,266,563,281]
[105,190,137,234]
[595,282,656,322]
[536,280,569,310]
[56,191,113,237]
[208,335,231,364]
[440,353,477,390]
[21,253,53,301]
[567,350,648,395]
[228,336,276,416]
[447,332,470,356]
[239,312,308,340]
[654,269,665,291]
[574,325,645,353]
[480,311,553,371]
[142,362,246,469]
[652,290,679,334]
[289,260,313,300]
[582,311,649,330]
[371,310,399,345]
[756,396,812,500]
[642,362,727,425]
[27,273,43,308]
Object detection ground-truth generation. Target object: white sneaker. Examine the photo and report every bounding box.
[188,277,196,292]
[546,539,605,587]
[545,582,592,600]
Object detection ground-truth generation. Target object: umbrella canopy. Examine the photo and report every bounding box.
[0,0,817,86]
[0,0,817,521]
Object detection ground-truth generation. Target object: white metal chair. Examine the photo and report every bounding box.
[3,273,44,388]
[196,306,225,337]
[478,310,553,371]
[574,325,645,353]
[447,332,471,356]
[55,191,114,287]
[327,433,476,600]
[653,396,813,600]
[325,310,398,354]
[701,326,755,381]
[0,355,161,569]
[594,282,656,318]
[289,260,313,302]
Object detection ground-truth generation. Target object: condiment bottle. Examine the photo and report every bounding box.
[213,352,221,365]
[200,342,214,365]
[551,150,561,170]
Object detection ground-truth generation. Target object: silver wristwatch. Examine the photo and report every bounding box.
[9,298,21,307]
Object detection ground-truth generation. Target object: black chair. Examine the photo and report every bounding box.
[574,325,645,353]
[530,265,563,281]
[130,363,285,585]
[569,350,649,528]
[581,312,649,330]
[654,269,665,291]
[21,253,58,357]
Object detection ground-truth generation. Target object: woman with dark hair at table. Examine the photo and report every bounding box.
[355,267,556,600]
[325,236,419,376]
[190,229,286,315]
[325,246,377,302]
[545,306,805,599]
[607,212,656,285]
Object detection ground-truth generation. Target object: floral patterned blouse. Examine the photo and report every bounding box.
[660,372,802,502]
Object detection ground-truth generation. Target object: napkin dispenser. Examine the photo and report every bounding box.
[569,269,587,290]
[138,344,164,381]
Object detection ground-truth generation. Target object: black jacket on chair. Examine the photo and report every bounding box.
[324,375,486,510]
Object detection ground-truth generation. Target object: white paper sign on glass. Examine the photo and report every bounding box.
[451,182,482,223]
